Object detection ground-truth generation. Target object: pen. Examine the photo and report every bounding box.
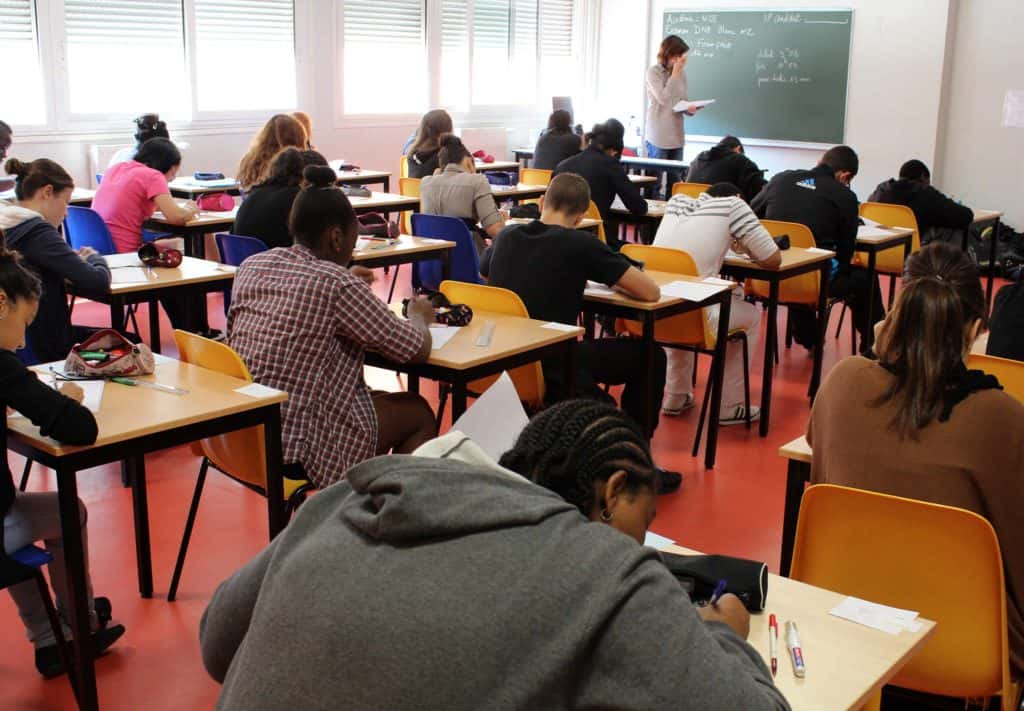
[709,579,727,606]
[110,377,189,395]
[769,614,778,677]
[786,620,806,678]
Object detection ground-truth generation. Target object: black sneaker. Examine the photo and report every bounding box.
[93,596,111,629]
[35,624,126,680]
[656,467,682,495]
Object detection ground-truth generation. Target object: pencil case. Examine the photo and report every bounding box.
[196,192,234,212]
[64,329,155,378]
[194,172,225,181]
[401,289,473,327]
[660,552,768,612]
[138,242,183,269]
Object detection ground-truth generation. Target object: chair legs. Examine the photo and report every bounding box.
[690,334,752,456]
[436,384,451,430]
[887,275,897,310]
[35,571,79,703]
[18,458,32,491]
[168,457,209,603]
[387,266,401,303]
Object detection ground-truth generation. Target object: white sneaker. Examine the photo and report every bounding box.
[720,405,761,426]
[661,393,695,416]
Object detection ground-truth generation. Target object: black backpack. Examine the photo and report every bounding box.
[988,280,1024,362]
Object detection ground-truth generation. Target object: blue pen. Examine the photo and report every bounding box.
[710,579,728,606]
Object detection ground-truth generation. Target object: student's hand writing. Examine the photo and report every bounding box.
[350,265,376,285]
[406,297,435,325]
[697,593,750,640]
[76,246,99,260]
[58,382,85,403]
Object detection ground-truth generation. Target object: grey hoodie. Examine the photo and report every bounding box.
[200,434,790,710]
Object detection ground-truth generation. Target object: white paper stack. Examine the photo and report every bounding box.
[429,325,461,350]
[829,596,923,634]
[660,280,730,302]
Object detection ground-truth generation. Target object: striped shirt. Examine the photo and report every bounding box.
[653,194,778,278]
[227,245,425,487]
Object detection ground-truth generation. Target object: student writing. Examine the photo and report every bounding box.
[405,109,454,179]
[532,109,583,171]
[868,159,974,242]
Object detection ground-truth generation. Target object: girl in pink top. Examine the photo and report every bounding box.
[92,138,197,253]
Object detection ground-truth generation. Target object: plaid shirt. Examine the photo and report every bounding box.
[227,245,425,487]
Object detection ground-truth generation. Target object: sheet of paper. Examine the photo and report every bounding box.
[234,383,283,398]
[806,247,834,255]
[104,253,144,268]
[429,325,461,350]
[643,531,676,549]
[18,377,105,414]
[541,322,580,332]
[673,98,716,112]
[859,215,883,228]
[584,280,617,297]
[660,280,730,302]
[451,372,529,462]
[354,238,397,252]
[1002,89,1024,129]
[857,226,898,239]
[830,596,920,635]
[110,267,151,284]
[702,276,734,287]
[725,249,751,261]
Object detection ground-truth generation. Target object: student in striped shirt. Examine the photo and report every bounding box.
[653,183,780,424]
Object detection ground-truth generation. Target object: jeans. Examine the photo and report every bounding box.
[644,141,684,199]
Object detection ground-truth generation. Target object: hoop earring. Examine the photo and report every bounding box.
[600,508,613,522]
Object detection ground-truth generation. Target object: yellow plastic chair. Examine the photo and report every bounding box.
[520,168,552,186]
[967,353,1024,402]
[584,200,607,244]
[398,177,421,236]
[618,244,751,452]
[399,155,409,179]
[168,330,313,602]
[856,202,921,308]
[436,281,546,421]
[671,181,712,198]
[791,484,1015,711]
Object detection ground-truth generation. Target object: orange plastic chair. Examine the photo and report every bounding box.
[520,168,552,186]
[967,353,1024,402]
[168,330,312,602]
[791,484,1014,711]
[437,281,545,417]
[584,200,607,244]
[671,181,712,198]
[399,155,409,179]
[398,177,421,236]
[618,244,751,451]
[856,202,921,307]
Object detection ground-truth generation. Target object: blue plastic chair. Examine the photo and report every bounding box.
[215,233,269,314]
[410,214,482,290]
[15,344,38,366]
[64,206,117,254]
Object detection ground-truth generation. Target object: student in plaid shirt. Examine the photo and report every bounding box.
[228,165,437,488]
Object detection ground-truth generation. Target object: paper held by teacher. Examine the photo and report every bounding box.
[674,99,716,112]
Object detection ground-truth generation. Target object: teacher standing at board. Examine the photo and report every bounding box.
[645,35,694,199]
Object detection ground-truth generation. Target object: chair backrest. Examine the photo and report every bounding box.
[215,233,269,267]
[398,177,422,235]
[584,200,607,244]
[410,213,482,290]
[619,244,710,347]
[967,353,1024,403]
[860,202,922,272]
[520,168,553,186]
[173,330,268,490]
[671,181,712,198]
[399,155,409,179]
[791,485,1012,706]
[745,219,820,305]
[438,280,545,406]
[64,206,117,254]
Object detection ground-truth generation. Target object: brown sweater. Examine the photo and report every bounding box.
[808,356,1024,675]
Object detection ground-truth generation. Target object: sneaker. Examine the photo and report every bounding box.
[93,596,111,629]
[35,624,126,680]
[656,467,683,495]
[201,329,226,343]
[661,393,695,416]
[720,405,761,426]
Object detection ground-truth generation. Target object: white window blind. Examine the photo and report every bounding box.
[539,0,575,100]
[64,0,189,116]
[471,0,510,106]
[439,0,469,110]
[193,0,296,112]
[343,0,426,114]
[508,0,537,104]
[1,0,46,124]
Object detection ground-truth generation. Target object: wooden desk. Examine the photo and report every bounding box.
[971,209,1004,311]
[512,147,534,166]
[366,311,580,420]
[7,357,287,710]
[347,191,420,215]
[664,543,937,711]
[506,216,603,234]
[610,198,667,245]
[581,271,735,468]
[167,177,241,199]
[855,226,914,351]
[475,159,520,174]
[74,254,235,353]
[491,183,548,203]
[336,168,391,193]
[722,248,836,436]
[778,435,813,577]
[144,205,238,258]
[351,236,454,281]
[3,186,95,206]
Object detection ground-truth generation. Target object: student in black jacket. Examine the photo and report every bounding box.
[532,110,583,171]
[405,110,454,179]
[751,145,882,353]
[0,158,111,363]
[554,120,648,249]
[685,136,767,203]
[0,246,124,679]
[868,159,974,238]
[234,148,329,249]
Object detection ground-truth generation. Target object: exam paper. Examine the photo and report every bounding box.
[660,280,730,302]
[643,531,676,549]
[674,99,716,112]
[429,325,461,350]
[110,267,152,284]
[857,226,899,239]
[829,596,922,634]
[235,383,284,398]
[806,247,834,255]
[541,322,580,332]
[451,372,529,462]
[584,281,617,297]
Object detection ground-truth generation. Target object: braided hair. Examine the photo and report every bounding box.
[499,400,656,515]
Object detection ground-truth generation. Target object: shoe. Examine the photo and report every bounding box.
[35,624,126,680]
[656,467,682,495]
[201,329,225,342]
[94,596,111,629]
[720,405,761,426]
[661,393,695,416]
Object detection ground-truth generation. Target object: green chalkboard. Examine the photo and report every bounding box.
[662,9,853,143]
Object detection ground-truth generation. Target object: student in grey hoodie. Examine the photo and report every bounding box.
[200,401,790,711]
[1,158,110,363]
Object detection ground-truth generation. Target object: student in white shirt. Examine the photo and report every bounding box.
[652,182,781,423]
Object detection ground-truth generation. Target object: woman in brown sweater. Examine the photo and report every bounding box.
[808,241,1024,676]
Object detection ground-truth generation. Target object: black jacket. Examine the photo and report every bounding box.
[553,147,648,225]
[988,282,1024,362]
[685,146,767,203]
[407,149,441,179]
[234,184,300,250]
[867,178,974,232]
[2,213,111,362]
[751,164,859,266]
[533,130,582,171]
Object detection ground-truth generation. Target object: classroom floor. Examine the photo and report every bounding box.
[1,270,1003,710]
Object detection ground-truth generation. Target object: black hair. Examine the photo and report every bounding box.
[0,243,42,303]
[4,158,74,201]
[586,121,624,154]
[257,148,328,189]
[135,137,182,174]
[706,182,742,198]
[547,110,573,133]
[0,120,11,138]
[134,113,169,146]
[499,399,657,516]
[820,145,859,177]
[437,133,471,169]
[899,159,930,182]
[717,135,743,153]
[288,165,358,249]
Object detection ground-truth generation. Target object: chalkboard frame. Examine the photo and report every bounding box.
[658,7,855,147]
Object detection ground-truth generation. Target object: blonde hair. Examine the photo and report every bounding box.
[291,111,313,147]
[237,114,308,190]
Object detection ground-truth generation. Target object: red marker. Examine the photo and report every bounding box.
[769,614,779,677]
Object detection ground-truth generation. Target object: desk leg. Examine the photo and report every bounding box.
[451,382,469,421]
[779,460,811,577]
[184,232,202,259]
[263,404,286,539]
[127,456,153,598]
[563,340,576,397]
[809,263,831,400]
[56,466,99,711]
[383,177,391,194]
[705,294,731,469]
[642,315,657,440]
[986,218,1000,311]
[109,297,126,332]
[582,311,595,340]
[759,282,780,437]
[863,250,879,353]
[440,250,452,282]
[147,298,162,354]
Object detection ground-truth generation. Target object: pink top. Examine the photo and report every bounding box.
[91,160,169,253]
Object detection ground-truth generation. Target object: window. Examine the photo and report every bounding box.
[343,0,427,115]
[538,0,575,100]
[439,0,469,111]
[0,0,47,124]
[193,0,296,112]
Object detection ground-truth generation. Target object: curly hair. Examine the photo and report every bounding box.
[237,114,309,190]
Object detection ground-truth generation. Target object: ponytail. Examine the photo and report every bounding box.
[4,157,74,202]
[437,133,471,169]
